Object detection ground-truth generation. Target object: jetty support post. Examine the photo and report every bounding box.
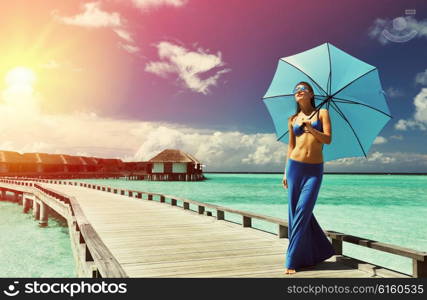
[22,195,32,214]
[0,189,6,201]
[17,193,23,205]
[243,216,252,228]
[330,233,344,256]
[413,258,427,278]
[33,199,40,220]
[278,224,288,238]
[11,192,19,203]
[217,210,225,220]
[39,201,49,227]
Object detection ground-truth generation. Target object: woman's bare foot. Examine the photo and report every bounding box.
[285,268,296,274]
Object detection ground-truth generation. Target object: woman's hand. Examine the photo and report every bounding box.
[301,119,313,128]
[282,176,288,189]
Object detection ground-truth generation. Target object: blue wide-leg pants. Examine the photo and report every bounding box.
[285,158,335,269]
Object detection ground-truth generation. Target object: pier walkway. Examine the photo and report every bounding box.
[0,178,425,278]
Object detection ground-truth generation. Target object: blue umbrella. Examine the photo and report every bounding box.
[262,42,392,162]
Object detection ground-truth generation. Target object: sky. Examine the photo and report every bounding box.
[0,0,426,172]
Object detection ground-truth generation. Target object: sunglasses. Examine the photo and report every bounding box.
[293,85,309,94]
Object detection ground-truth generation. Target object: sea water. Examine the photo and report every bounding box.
[1,174,426,276]
[74,173,427,276]
[0,201,75,277]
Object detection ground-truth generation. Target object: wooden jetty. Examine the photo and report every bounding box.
[0,177,426,278]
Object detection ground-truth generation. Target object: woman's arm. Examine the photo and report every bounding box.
[285,117,296,176]
[305,109,332,144]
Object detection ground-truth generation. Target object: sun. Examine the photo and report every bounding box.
[5,67,36,88]
[3,66,39,113]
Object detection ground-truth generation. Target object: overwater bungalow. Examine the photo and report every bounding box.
[0,149,204,181]
[147,149,204,181]
[0,150,23,174]
[18,152,66,176]
[21,153,43,173]
[80,156,100,172]
[121,161,152,180]
[96,158,123,173]
[61,154,85,173]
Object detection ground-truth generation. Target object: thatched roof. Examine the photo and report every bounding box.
[148,149,200,163]
[22,153,41,164]
[0,151,23,164]
[80,156,98,166]
[38,153,65,164]
[61,154,84,165]
[22,153,64,164]
[96,158,123,166]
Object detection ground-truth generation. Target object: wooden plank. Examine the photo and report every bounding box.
[109,239,286,257]
[79,224,128,278]
[113,247,285,264]
[122,254,285,277]
[230,269,379,278]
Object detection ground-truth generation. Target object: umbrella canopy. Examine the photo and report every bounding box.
[263,42,392,162]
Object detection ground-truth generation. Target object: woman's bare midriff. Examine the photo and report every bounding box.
[289,119,324,164]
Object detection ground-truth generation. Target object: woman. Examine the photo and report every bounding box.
[282,81,335,275]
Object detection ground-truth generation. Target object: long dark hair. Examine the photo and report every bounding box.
[290,81,316,121]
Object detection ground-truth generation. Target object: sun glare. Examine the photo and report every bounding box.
[5,67,36,87]
[2,66,39,113]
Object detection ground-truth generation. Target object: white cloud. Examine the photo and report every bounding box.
[373,136,387,144]
[145,61,176,77]
[131,0,187,10]
[113,28,134,42]
[54,2,142,54]
[390,135,403,140]
[415,69,427,85]
[368,18,390,45]
[395,119,426,131]
[414,88,427,123]
[145,41,230,94]
[407,16,427,37]
[367,151,395,163]
[132,127,285,170]
[53,2,122,28]
[326,151,397,166]
[118,43,140,54]
[386,87,403,98]
[114,28,140,54]
[2,94,426,171]
[0,107,286,171]
[395,88,427,131]
[325,151,427,171]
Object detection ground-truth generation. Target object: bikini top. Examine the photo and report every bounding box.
[293,110,323,136]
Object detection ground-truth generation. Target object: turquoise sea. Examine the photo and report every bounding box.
[0,200,75,277]
[1,173,426,277]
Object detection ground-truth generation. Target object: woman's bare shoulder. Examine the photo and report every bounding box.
[319,109,329,118]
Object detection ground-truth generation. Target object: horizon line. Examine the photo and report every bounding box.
[204,172,427,175]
